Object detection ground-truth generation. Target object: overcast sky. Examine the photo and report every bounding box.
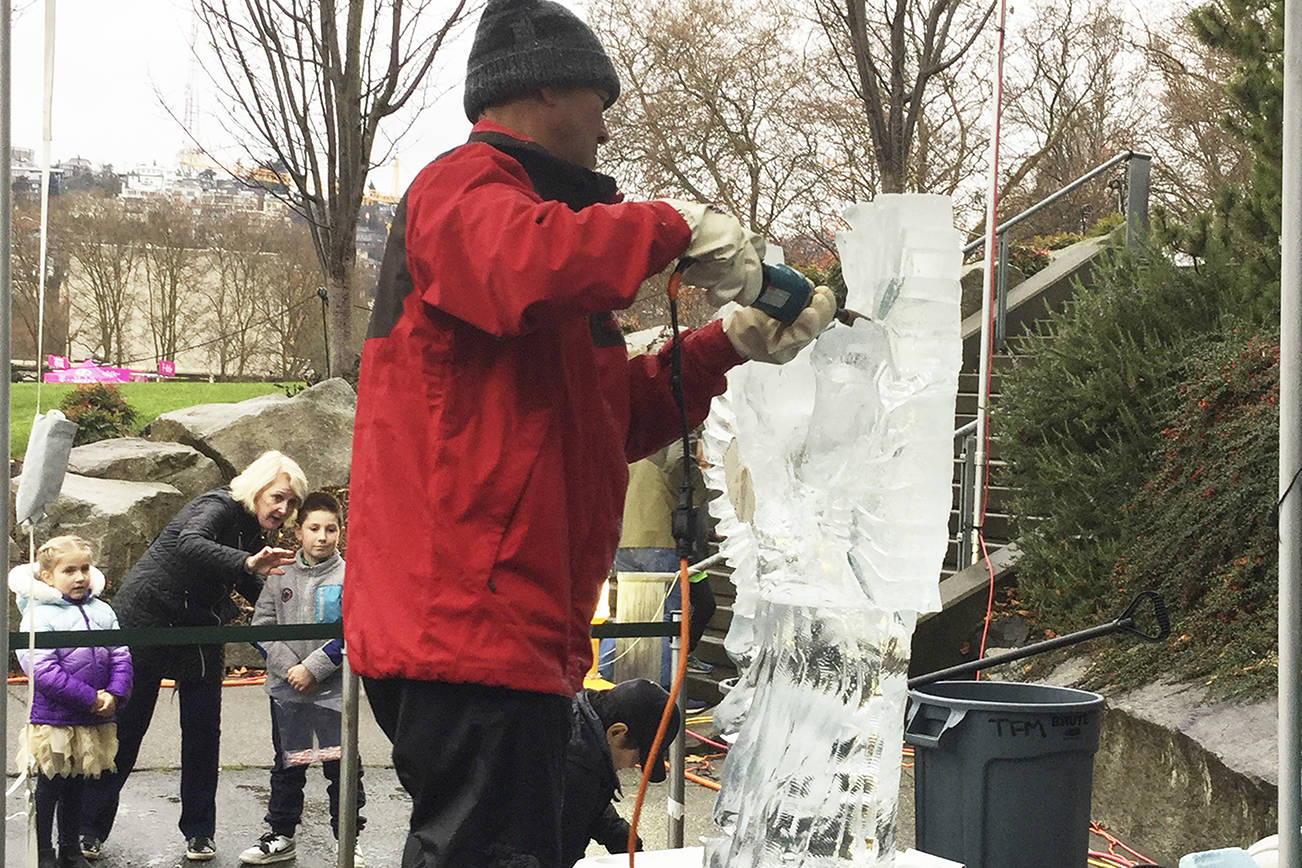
[8,0,587,195]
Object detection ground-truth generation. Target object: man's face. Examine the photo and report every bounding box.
[542,86,610,169]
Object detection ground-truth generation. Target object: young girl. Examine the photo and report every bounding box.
[13,536,132,868]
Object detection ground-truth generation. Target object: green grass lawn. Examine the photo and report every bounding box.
[10,381,296,457]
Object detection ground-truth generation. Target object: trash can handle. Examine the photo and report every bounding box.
[904,703,967,749]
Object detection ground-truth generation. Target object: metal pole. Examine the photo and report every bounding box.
[337,656,360,868]
[1125,154,1152,250]
[0,0,11,862]
[318,287,331,379]
[994,233,1009,352]
[1278,0,1302,857]
[971,0,1008,566]
[668,610,686,848]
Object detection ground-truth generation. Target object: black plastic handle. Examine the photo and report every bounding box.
[1115,589,1170,642]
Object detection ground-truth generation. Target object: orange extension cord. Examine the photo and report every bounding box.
[625,554,691,866]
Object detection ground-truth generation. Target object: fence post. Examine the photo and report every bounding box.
[1125,153,1152,249]
[959,434,977,567]
[995,233,1009,352]
[337,656,360,868]
[668,609,686,849]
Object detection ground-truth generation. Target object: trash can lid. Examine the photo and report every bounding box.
[909,680,1103,712]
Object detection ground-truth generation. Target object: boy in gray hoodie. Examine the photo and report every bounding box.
[240,492,366,866]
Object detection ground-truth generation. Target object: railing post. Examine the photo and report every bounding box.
[337,655,360,868]
[1126,153,1152,249]
[668,609,686,849]
[995,233,1009,352]
[958,434,977,567]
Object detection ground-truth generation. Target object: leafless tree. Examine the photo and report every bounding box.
[138,200,200,366]
[813,0,997,195]
[63,195,140,365]
[593,0,832,240]
[201,213,277,376]
[252,221,326,380]
[10,195,70,361]
[193,0,475,375]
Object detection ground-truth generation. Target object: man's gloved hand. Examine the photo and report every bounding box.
[724,285,837,364]
[660,200,765,306]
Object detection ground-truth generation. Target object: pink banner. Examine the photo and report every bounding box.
[157,359,176,377]
[43,360,135,384]
[46,354,68,370]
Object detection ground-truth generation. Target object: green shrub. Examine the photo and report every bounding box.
[1086,212,1124,237]
[993,248,1246,632]
[1007,243,1050,276]
[1026,231,1085,251]
[58,384,139,446]
[1094,329,1279,697]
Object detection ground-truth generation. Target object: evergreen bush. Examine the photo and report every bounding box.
[1094,329,1278,696]
[993,248,1250,632]
[58,383,139,446]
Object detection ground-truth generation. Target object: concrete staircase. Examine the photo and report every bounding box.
[684,237,1116,703]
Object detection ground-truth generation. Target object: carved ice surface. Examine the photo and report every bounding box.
[700,195,962,866]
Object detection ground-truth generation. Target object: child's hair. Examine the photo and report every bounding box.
[229,451,308,516]
[297,490,342,525]
[36,535,94,574]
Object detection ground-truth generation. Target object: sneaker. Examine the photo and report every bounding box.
[347,845,367,868]
[78,837,101,861]
[685,697,709,713]
[686,655,714,674]
[185,837,217,862]
[240,832,295,864]
[57,845,93,868]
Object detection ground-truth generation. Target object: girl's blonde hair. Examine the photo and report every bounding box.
[36,535,94,574]
[229,451,309,520]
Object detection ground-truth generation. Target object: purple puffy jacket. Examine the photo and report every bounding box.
[12,563,133,727]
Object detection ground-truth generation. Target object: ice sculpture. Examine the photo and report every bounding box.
[701,195,962,866]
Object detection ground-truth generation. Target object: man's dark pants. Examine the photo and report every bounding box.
[365,678,571,868]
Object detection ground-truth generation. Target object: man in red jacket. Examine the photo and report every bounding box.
[343,0,835,865]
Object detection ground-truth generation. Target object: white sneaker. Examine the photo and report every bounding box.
[239,832,295,864]
[339,844,366,868]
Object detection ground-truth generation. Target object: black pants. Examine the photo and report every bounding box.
[36,773,85,850]
[266,698,367,838]
[81,660,222,841]
[365,678,571,868]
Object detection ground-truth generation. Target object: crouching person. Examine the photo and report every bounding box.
[562,679,680,866]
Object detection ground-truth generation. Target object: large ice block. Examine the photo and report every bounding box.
[700,194,962,866]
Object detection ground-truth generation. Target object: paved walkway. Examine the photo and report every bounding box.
[2,683,722,867]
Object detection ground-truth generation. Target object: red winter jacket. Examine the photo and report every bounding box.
[344,121,744,696]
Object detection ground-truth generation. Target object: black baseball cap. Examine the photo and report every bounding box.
[590,679,681,783]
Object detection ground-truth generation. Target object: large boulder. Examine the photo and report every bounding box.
[67,438,223,499]
[11,474,189,589]
[146,378,356,488]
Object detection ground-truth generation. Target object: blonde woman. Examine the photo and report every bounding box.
[80,451,307,863]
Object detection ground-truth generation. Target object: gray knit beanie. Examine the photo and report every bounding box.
[463,0,621,122]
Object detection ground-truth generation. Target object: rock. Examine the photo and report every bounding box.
[67,438,223,499]
[11,474,189,590]
[146,378,356,488]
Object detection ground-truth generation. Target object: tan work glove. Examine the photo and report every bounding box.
[660,200,765,306]
[723,285,837,364]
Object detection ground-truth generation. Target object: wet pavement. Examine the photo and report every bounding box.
[2,683,723,867]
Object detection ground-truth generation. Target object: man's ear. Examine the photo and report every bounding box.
[537,86,561,107]
[606,722,629,743]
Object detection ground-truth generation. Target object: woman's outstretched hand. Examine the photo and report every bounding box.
[245,546,296,576]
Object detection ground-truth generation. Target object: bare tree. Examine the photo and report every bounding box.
[253,221,326,380]
[593,0,831,239]
[193,0,474,375]
[994,0,1150,235]
[813,0,996,195]
[138,199,200,366]
[1139,16,1250,219]
[63,195,140,365]
[10,195,71,361]
[201,213,275,376]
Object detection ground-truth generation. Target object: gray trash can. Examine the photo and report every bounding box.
[905,680,1105,868]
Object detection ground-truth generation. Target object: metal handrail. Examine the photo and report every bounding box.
[953,419,977,443]
[961,150,1146,255]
